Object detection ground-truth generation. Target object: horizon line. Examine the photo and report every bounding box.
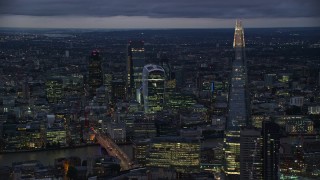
[1,26,319,31]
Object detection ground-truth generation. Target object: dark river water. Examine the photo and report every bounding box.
[0,145,133,167]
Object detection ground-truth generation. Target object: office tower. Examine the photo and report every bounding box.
[160,57,177,103]
[262,121,280,180]
[127,41,145,98]
[142,64,165,114]
[133,139,151,166]
[159,57,172,80]
[45,78,63,103]
[147,137,200,173]
[104,73,113,93]
[240,128,263,180]
[166,93,196,112]
[224,130,241,179]
[133,115,157,139]
[224,19,247,178]
[88,50,103,97]
[111,79,126,103]
[155,112,178,137]
[46,127,67,147]
[95,86,108,105]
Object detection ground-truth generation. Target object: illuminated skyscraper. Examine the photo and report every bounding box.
[240,128,263,180]
[46,78,63,103]
[160,57,177,102]
[127,41,145,98]
[111,79,126,103]
[262,121,280,180]
[224,19,247,178]
[233,27,245,46]
[133,139,151,166]
[88,50,103,96]
[142,64,165,114]
[147,137,200,173]
[233,20,245,62]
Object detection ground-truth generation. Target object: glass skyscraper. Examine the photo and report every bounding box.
[88,50,103,97]
[142,64,165,114]
[224,20,247,178]
[127,41,145,99]
[262,121,280,180]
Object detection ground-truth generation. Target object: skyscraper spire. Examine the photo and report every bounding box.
[233,19,245,48]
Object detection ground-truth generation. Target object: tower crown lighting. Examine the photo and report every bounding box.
[233,19,245,48]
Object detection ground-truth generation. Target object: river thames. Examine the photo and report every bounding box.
[0,145,133,166]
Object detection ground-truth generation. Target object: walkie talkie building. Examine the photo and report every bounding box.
[142,64,165,114]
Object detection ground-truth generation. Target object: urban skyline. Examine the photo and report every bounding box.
[1,2,320,178]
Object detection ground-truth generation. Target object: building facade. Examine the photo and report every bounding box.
[88,50,103,97]
[262,121,280,180]
[224,19,247,179]
[45,78,63,103]
[142,64,165,114]
[146,137,200,173]
[127,41,145,98]
[240,128,263,180]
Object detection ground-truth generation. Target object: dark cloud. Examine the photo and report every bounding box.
[0,0,319,19]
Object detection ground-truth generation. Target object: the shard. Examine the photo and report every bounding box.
[224,19,248,178]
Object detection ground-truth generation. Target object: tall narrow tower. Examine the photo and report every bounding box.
[224,20,247,179]
[127,41,145,99]
[240,128,263,180]
[262,121,280,180]
[88,50,103,97]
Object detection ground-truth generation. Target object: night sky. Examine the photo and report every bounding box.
[0,0,320,28]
